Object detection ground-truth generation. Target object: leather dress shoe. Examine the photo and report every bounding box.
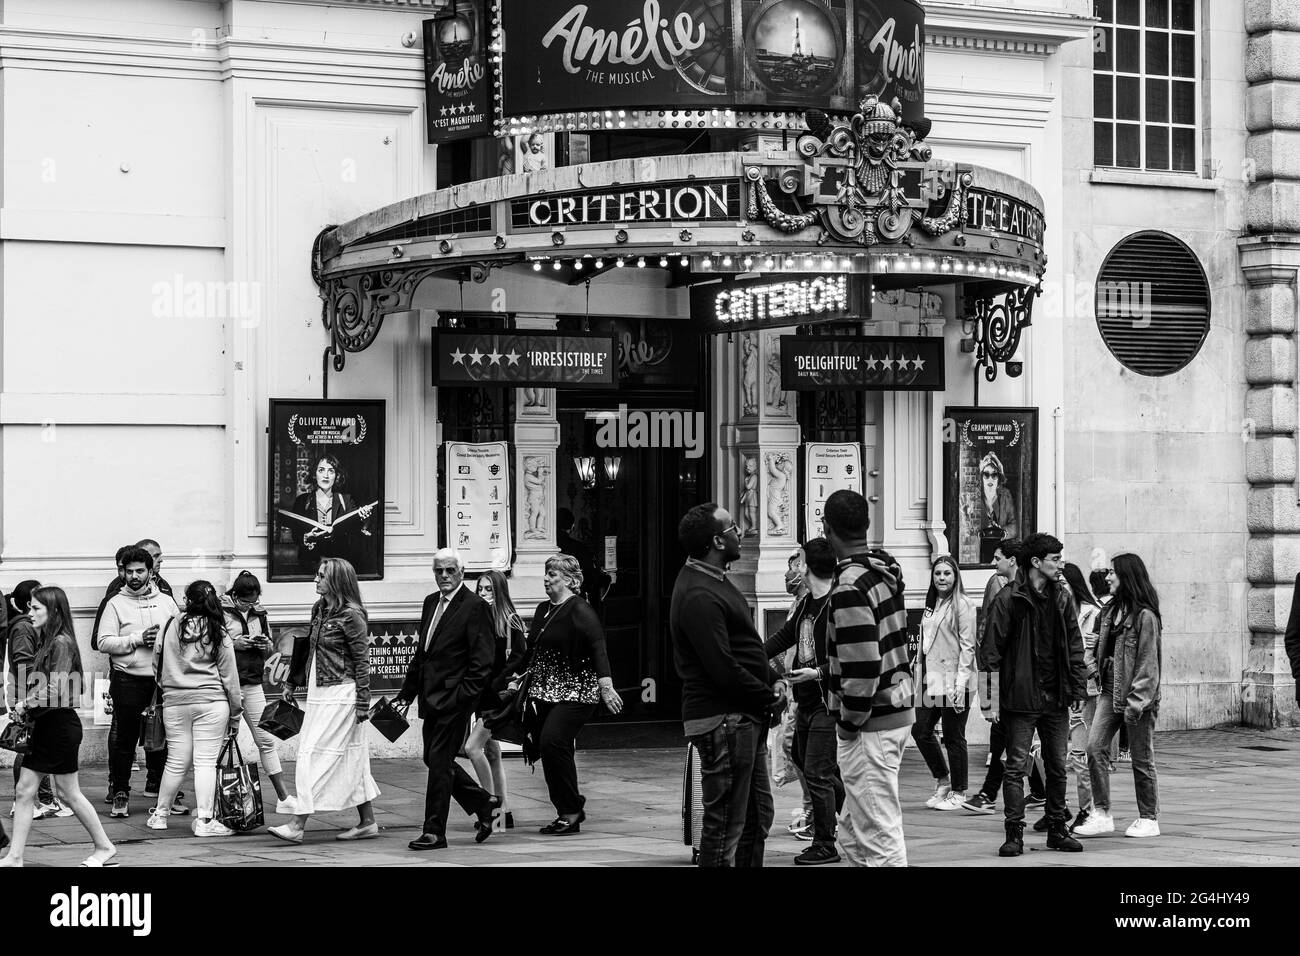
[539,811,584,836]
[408,833,448,851]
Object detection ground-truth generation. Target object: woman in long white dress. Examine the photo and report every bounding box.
[269,557,380,844]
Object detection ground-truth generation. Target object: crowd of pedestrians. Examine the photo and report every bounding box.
[0,491,1178,866]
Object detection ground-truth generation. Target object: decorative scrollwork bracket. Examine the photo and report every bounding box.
[970,286,1037,383]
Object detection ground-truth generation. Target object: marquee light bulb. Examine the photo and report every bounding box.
[722,255,733,268]
[532,261,542,272]
[637,257,646,268]
[765,256,775,269]
[680,256,689,267]
[594,258,604,268]
[616,257,625,268]
[553,260,563,271]
[574,259,583,271]
[659,256,669,267]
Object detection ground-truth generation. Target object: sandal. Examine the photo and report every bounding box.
[81,849,119,867]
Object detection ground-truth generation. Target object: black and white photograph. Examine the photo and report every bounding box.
[943,406,1038,568]
[267,399,385,581]
[0,0,1289,927]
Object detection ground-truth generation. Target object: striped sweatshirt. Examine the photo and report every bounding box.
[827,550,914,734]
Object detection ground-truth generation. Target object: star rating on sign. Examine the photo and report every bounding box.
[468,348,485,366]
[504,350,521,367]
[487,348,503,366]
[450,348,467,366]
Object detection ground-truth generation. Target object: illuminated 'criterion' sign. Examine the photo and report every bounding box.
[514,179,739,228]
[691,274,870,333]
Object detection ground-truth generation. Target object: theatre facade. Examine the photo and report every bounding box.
[0,0,1097,746]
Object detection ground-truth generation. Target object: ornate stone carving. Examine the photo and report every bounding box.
[765,452,794,536]
[522,455,550,540]
[764,336,790,415]
[741,334,760,416]
[740,456,759,537]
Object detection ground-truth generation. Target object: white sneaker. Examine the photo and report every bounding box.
[786,809,808,834]
[924,782,952,809]
[1073,810,1116,836]
[934,791,967,811]
[146,810,169,831]
[192,818,234,838]
[33,802,58,820]
[1125,818,1160,838]
[275,796,300,815]
[50,799,75,818]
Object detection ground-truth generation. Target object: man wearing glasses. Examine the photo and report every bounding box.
[670,504,785,867]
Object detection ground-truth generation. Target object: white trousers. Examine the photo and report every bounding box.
[837,725,911,867]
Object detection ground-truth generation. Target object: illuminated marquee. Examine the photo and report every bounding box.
[715,276,850,327]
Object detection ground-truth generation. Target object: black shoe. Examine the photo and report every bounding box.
[1024,793,1046,809]
[961,792,997,814]
[1046,820,1084,852]
[998,822,1024,857]
[110,792,129,819]
[1033,806,1069,832]
[474,805,496,844]
[105,788,117,805]
[1069,809,1090,833]
[504,812,515,830]
[408,833,448,851]
[539,816,581,835]
[794,844,841,866]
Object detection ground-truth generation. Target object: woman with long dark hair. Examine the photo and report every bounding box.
[147,580,243,837]
[1075,553,1162,839]
[912,556,978,811]
[466,570,526,828]
[0,587,117,867]
[270,557,379,844]
[290,455,376,571]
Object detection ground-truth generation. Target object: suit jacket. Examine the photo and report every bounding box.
[400,585,494,719]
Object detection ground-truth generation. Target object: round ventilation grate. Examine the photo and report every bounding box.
[1095,231,1210,376]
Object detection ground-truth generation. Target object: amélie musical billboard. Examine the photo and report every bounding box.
[496,0,926,126]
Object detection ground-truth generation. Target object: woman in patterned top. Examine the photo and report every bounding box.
[502,554,622,835]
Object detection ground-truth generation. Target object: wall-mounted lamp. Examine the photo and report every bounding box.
[603,455,622,488]
[574,456,597,489]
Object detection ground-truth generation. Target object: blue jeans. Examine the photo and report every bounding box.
[1087,692,1159,819]
[791,700,844,848]
[1000,708,1070,826]
[690,714,774,867]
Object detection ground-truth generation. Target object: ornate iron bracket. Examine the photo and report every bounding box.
[970,286,1037,383]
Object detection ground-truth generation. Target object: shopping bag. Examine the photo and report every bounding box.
[258,698,304,741]
[368,696,410,743]
[139,692,167,752]
[0,716,31,755]
[214,731,264,833]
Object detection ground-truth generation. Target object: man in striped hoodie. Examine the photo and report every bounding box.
[822,490,914,867]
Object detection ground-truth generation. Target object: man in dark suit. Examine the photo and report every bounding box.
[395,548,498,850]
[557,508,610,613]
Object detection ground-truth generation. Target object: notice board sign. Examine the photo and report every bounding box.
[446,441,512,571]
[805,443,863,536]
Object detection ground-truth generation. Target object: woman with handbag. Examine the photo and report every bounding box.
[911,555,978,812]
[0,586,117,867]
[1075,553,1163,840]
[222,571,295,812]
[147,580,243,837]
[269,557,380,844]
[498,554,623,835]
[465,570,525,828]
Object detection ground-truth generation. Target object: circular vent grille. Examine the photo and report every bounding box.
[1095,232,1210,376]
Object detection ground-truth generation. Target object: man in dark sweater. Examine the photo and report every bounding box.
[670,502,782,867]
[763,537,843,865]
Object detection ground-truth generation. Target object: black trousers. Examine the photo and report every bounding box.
[420,706,493,839]
[107,670,166,795]
[978,717,1046,800]
[537,701,597,816]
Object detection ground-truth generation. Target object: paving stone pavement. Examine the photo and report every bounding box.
[6,726,1298,867]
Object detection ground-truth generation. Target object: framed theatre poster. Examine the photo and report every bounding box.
[268,399,385,582]
[943,407,1037,569]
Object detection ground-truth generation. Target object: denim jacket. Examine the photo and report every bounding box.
[288,603,371,719]
[1096,605,1161,721]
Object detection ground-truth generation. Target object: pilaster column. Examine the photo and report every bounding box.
[512,313,560,608]
[1240,0,1300,727]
